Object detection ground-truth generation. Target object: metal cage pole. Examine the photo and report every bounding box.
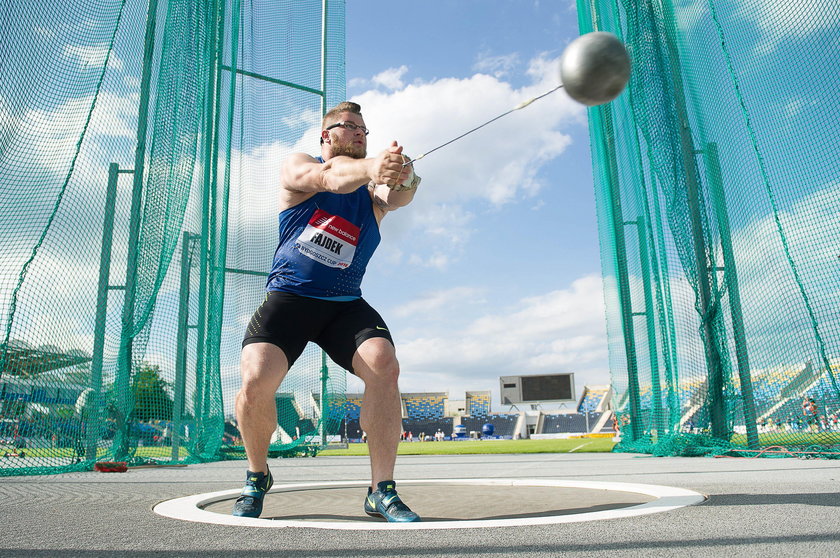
[585,0,643,441]
[193,0,226,456]
[318,0,333,449]
[172,232,199,461]
[601,105,643,440]
[655,0,729,438]
[704,142,759,448]
[87,163,127,461]
[633,215,664,435]
[630,120,680,434]
[114,0,159,460]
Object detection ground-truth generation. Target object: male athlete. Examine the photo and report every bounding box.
[233,102,421,522]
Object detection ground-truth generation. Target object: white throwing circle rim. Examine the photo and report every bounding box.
[153,478,705,530]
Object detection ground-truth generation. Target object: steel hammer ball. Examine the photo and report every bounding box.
[560,32,631,106]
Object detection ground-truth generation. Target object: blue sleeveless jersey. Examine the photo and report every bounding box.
[265,182,380,299]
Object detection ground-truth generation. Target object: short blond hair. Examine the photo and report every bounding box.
[322,101,362,129]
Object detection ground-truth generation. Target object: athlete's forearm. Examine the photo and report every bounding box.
[281,152,372,195]
[372,184,417,210]
[319,156,376,193]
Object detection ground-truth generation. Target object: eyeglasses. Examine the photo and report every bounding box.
[324,121,369,135]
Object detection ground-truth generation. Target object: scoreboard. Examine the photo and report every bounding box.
[499,373,575,404]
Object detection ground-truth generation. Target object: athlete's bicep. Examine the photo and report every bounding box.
[281,153,326,193]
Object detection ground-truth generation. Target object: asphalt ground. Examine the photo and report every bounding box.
[2,451,839,557]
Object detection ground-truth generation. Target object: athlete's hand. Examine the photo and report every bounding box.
[390,153,421,192]
[370,141,412,187]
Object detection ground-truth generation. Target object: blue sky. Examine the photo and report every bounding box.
[340,1,611,406]
[0,0,606,415]
[8,0,835,416]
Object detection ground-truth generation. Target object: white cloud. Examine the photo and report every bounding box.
[348,76,369,89]
[0,88,138,181]
[372,65,409,90]
[616,181,840,383]
[782,96,819,118]
[34,26,55,40]
[349,54,581,270]
[736,1,840,53]
[731,182,840,365]
[356,56,578,200]
[394,286,487,319]
[406,252,450,270]
[392,274,610,399]
[63,44,124,71]
[672,1,838,54]
[747,1,839,37]
[282,107,321,129]
[473,52,520,78]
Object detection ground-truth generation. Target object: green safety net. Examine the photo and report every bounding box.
[0,0,347,476]
[578,0,840,457]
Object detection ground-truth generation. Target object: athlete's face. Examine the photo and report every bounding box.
[324,112,367,159]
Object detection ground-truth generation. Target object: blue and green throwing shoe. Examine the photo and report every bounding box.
[364,480,421,522]
[232,467,273,518]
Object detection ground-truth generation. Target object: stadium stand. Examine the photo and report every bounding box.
[0,340,91,378]
[461,414,519,438]
[577,385,611,413]
[274,393,302,438]
[326,387,620,441]
[310,392,344,437]
[465,390,491,417]
[540,412,603,434]
[344,394,363,420]
[402,392,447,419]
[402,418,454,438]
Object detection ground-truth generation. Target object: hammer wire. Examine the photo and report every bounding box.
[402,84,564,166]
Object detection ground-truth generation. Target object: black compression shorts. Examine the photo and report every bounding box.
[242,291,394,374]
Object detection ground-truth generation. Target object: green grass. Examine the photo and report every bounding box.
[0,445,186,460]
[4,439,616,461]
[730,431,840,447]
[318,437,616,456]
[11,432,839,461]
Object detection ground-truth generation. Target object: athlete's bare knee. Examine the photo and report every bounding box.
[355,339,400,386]
[238,343,288,398]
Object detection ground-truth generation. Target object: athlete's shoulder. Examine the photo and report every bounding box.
[280,153,326,203]
[284,152,322,166]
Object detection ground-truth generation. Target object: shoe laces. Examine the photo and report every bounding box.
[241,471,270,497]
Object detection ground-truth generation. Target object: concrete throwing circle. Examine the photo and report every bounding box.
[154,479,705,530]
